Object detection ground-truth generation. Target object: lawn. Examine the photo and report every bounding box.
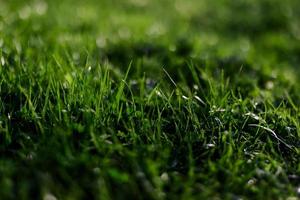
[0,0,299,199]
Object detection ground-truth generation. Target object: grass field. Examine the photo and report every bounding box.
[0,0,300,199]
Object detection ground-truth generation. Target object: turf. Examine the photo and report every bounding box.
[0,0,300,199]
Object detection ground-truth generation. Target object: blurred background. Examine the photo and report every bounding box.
[0,0,300,67]
[1,0,300,92]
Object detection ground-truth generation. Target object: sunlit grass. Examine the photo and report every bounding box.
[0,0,299,199]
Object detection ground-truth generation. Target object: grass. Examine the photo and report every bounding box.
[0,0,300,199]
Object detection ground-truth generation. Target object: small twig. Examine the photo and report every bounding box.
[248,124,292,149]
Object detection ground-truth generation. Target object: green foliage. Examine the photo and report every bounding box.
[0,0,299,199]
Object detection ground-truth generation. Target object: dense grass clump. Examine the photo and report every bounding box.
[0,0,299,199]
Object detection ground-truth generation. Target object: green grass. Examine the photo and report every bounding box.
[0,0,300,199]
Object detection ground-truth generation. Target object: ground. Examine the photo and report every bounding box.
[0,0,299,199]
